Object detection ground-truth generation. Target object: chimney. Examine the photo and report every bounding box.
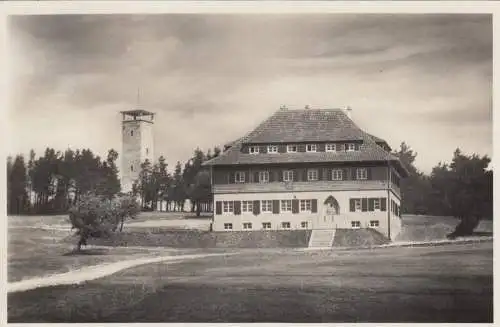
[345,106,352,119]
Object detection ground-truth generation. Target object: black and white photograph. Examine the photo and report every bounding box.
[4,3,494,323]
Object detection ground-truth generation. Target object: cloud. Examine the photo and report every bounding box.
[7,13,492,173]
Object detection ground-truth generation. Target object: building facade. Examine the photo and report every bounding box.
[203,108,408,240]
[120,110,155,193]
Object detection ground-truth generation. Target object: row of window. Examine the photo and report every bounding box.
[248,143,361,154]
[233,168,368,183]
[222,220,381,230]
[216,197,393,215]
[220,199,315,214]
[224,221,308,230]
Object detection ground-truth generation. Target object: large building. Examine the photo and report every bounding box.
[203,107,408,241]
[120,110,155,193]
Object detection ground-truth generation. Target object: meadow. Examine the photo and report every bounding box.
[7,213,493,322]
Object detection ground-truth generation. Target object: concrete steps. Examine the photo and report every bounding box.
[308,229,336,248]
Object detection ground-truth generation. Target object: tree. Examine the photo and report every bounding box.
[434,149,493,238]
[7,155,29,215]
[68,192,140,251]
[392,142,430,215]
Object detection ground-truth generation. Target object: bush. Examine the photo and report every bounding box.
[68,193,140,251]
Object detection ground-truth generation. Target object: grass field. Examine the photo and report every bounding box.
[8,242,492,323]
[8,213,493,322]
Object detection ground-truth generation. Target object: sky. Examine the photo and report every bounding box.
[7,13,492,174]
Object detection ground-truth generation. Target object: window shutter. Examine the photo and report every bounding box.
[254,171,259,183]
[292,199,299,214]
[234,201,241,215]
[381,198,387,212]
[302,168,308,181]
[349,199,355,212]
[269,170,275,182]
[343,168,350,180]
[362,198,368,212]
[367,168,372,180]
[215,201,222,215]
[272,200,280,214]
[318,143,325,152]
[368,198,375,211]
[253,200,260,215]
[355,143,360,151]
[321,168,327,181]
[293,169,299,182]
[279,144,287,153]
[311,199,318,213]
[298,144,306,152]
[228,172,235,184]
[344,143,349,151]
[351,168,357,180]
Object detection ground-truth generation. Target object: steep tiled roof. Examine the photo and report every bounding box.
[205,108,408,177]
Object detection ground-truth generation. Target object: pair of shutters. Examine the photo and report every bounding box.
[215,199,318,215]
[349,198,387,212]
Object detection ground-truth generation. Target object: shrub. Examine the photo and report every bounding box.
[68,193,140,251]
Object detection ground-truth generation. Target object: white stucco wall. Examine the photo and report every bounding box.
[121,120,154,193]
[214,190,401,240]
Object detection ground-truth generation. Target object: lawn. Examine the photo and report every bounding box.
[8,242,493,323]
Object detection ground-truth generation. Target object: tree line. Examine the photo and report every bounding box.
[7,142,492,236]
[7,146,220,216]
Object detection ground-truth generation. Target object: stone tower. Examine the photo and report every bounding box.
[120,109,155,193]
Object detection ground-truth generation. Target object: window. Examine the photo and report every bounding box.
[262,222,272,229]
[370,220,380,227]
[259,171,269,183]
[326,144,336,152]
[374,198,381,210]
[130,130,134,136]
[347,143,356,152]
[242,201,253,213]
[130,165,134,172]
[261,200,273,213]
[283,170,294,182]
[243,222,253,230]
[307,169,318,181]
[281,200,292,212]
[301,221,308,228]
[281,222,291,229]
[351,221,361,228]
[224,223,233,230]
[354,199,362,212]
[223,201,234,214]
[306,144,317,152]
[356,168,368,180]
[287,145,298,153]
[300,199,312,212]
[332,169,343,181]
[249,146,260,154]
[235,171,246,183]
[267,145,278,153]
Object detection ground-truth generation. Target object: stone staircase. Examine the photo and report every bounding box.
[308,229,336,248]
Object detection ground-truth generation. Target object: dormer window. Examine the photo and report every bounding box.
[325,144,336,152]
[287,145,298,153]
[306,144,317,152]
[347,143,356,152]
[267,145,278,153]
[249,146,260,154]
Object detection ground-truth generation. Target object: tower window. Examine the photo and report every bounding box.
[130,130,134,136]
[131,165,134,172]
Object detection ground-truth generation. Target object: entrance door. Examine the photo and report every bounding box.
[315,196,339,229]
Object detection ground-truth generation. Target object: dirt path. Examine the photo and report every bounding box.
[8,252,239,294]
